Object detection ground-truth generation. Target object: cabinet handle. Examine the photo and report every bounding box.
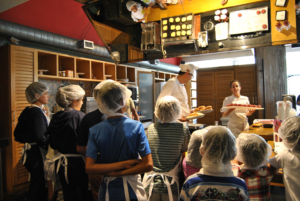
[12,111,15,122]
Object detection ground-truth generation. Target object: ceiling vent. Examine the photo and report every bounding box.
[82,40,94,50]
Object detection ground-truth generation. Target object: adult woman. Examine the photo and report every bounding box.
[14,82,49,201]
[47,85,91,201]
[221,80,255,137]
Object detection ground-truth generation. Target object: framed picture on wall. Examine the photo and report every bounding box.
[276,10,287,20]
[275,0,287,7]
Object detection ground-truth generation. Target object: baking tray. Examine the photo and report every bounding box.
[222,106,264,110]
[161,13,194,40]
[186,113,205,120]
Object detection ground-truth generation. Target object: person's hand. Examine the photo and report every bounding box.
[248,109,256,115]
[228,108,235,113]
[179,115,188,122]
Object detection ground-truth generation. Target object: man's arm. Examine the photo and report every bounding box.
[106,153,153,177]
[85,157,142,175]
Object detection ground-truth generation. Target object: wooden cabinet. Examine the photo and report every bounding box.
[153,71,177,82]
[197,65,257,125]
[0,45,37,194]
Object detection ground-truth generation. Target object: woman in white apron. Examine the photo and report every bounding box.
[14,82,49,201]
[85,80,153,201]
[221,80,255,137]
[143,96,190,201]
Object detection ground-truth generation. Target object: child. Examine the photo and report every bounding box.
[14,82,49,201]
[269,116,300,201]
[85,80,153,201]
[182,129,205,179]
[143,96,190,201]
[47,85,91,201]
[235,133,273,201]
[126,1,147,23]
[180,127,249,201]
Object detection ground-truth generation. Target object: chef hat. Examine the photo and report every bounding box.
[179,64,198,74]
[126,1,137,11]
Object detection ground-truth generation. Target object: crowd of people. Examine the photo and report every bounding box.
[14,74,300,201]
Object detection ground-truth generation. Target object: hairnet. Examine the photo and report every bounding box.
[236,133,272,169]
[279,116,300,151]
[93,80,132,116]
[126,1,137,11]
[185,129,207,169]
[154,96,181,123]
[55,85,85,108]
[25,82,49,104]
[200,127,236,171]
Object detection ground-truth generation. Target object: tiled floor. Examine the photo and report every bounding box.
[3,187,286,201]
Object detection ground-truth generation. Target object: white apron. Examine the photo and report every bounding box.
[103,174,147,201]
[44,152,84,190]
[142,157,182,201]
[227,110,249,137]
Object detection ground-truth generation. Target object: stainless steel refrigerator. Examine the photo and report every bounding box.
[155,82,166,122]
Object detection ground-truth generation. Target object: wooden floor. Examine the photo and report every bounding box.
[145,0,268,22]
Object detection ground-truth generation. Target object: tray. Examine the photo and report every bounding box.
[186,113,205,120]
[222,106,264,110]
[196,109,213,114]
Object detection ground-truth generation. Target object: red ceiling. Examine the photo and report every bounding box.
[0,0,180,65]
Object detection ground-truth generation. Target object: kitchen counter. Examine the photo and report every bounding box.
[241,126,274,141]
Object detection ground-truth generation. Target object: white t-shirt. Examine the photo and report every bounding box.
[131,4,145,23]
[156,77,190,116]
[269,149,300,201]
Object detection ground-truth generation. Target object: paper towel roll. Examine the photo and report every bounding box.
[277,101,285,120]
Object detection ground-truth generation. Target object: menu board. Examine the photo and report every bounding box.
[229,6,268,35]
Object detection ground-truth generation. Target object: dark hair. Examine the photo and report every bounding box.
[230,80,241,88]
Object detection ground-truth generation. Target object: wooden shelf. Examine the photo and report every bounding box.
[155,78,165,82]
[38,75,103,82]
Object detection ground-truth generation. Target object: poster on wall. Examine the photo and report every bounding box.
[229,6,269,35]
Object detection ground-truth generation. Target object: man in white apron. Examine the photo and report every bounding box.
[156,64,198,122]
[85,80,153,201]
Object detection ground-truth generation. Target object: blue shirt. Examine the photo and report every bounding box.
[180,173,249,201]
[86,117,151,201]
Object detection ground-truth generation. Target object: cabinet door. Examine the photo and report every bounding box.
[11,45,37,186]
[215,70,235,125]
[196,71,215,125]
[235,66,257,124]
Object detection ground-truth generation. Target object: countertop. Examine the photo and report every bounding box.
[241,126,274,141]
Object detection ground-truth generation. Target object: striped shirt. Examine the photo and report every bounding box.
[146,123,190,196]
[180,173,249,201]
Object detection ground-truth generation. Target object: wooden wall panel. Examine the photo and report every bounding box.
[255,46,287,119]
[215,71,235,125]
[235,65,257,124]
[11,46,36,186]
[197,71,215,125]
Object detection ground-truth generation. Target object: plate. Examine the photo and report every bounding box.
[186,113,205,120]
[222,106,264,110]
[196,109,213,114]
[105,75,112,77]
[76,72,85,75]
